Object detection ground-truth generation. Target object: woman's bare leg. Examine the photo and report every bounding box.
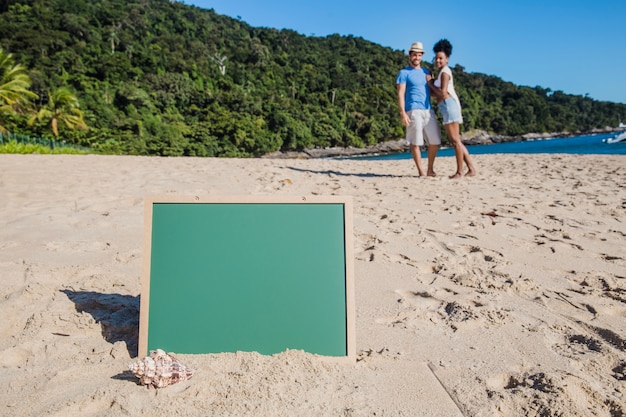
[463,147,477,176]
[445,122,464,179]
[445,122,476,178]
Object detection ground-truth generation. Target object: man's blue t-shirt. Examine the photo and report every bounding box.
[396,66,432,111]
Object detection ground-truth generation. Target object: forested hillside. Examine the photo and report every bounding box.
[1,0,625,156]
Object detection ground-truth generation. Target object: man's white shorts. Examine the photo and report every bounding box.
[406,109,441,146]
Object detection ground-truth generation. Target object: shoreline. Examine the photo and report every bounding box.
[264,127,625,159]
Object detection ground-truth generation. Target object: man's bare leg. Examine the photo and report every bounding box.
[410,144,425,176]
[426,144,439,177]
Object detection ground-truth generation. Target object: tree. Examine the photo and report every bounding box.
[28,87,88,138]
[2,0,625,155]
[0,47,38,133]
[108,22,122,54]
[210,54,227,76]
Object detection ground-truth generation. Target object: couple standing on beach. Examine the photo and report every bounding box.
[397,40,477,179]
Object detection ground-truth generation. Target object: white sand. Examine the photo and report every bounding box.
[1,153,625,416]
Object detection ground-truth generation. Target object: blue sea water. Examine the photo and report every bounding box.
[358,132,626,160]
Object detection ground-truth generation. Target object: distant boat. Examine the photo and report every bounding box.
[605,131,626,144]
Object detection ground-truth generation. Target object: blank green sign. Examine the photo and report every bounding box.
[147,202,348,356]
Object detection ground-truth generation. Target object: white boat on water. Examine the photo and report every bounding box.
[605,130,626,144]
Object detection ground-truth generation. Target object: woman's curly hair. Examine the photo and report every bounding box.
[433,39,453,57]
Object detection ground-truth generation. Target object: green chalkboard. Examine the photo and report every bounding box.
[139,195,355,362]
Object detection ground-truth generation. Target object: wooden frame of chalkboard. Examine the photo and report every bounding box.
[139,195,355,363]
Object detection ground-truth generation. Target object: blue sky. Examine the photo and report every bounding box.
[187,0,626,108]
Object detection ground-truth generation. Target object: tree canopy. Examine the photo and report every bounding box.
[1,0,625,156]
[0,46,38,133]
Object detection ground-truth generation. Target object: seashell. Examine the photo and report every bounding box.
[128,349,194,388]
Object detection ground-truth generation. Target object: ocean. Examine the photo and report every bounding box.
[356,132,626,160]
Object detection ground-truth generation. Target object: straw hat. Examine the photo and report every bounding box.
[408,42,424,53]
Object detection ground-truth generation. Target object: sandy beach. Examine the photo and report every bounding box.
[1,153,625,416]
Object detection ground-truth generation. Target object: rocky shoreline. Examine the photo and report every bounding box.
[264,127,623,159]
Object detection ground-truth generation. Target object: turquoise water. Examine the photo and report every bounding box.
[357,132,626,160]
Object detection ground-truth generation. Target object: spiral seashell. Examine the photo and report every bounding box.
[128,349,194,388]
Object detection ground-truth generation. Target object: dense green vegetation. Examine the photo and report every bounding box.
[0,139,87,154]
[1,0,625,157]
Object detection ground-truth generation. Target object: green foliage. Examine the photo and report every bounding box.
[28,86,87,137]
[0,139,87,154]
[0,45,38,132]
[1,0,625,155]
[453,65,625,136]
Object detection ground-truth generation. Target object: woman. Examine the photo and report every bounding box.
[428,39,477,178]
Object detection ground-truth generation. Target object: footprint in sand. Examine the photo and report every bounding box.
[552,333,604,359]
[612,362,626,381]
[430,245,537,294]
[0,346,33,367]
[565,272,626,316]
[354,233,387,262]
[486,368,624,417]
[378,289,509,330]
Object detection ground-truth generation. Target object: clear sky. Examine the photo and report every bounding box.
[186,0,626,107]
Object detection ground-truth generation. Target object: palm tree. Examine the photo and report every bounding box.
[0,47,38,133]
[210,54,227,76]
[28,87,88,138]
[108,22,121,54]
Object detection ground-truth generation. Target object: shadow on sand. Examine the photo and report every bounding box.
[62,289,140,358]
[111,369,140,385]
[287,166,412,179]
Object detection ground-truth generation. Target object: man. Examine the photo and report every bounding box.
[396,41,441,176]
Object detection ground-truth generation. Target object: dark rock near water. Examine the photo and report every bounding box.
[262,139,409,159]
[461,130,574,145]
